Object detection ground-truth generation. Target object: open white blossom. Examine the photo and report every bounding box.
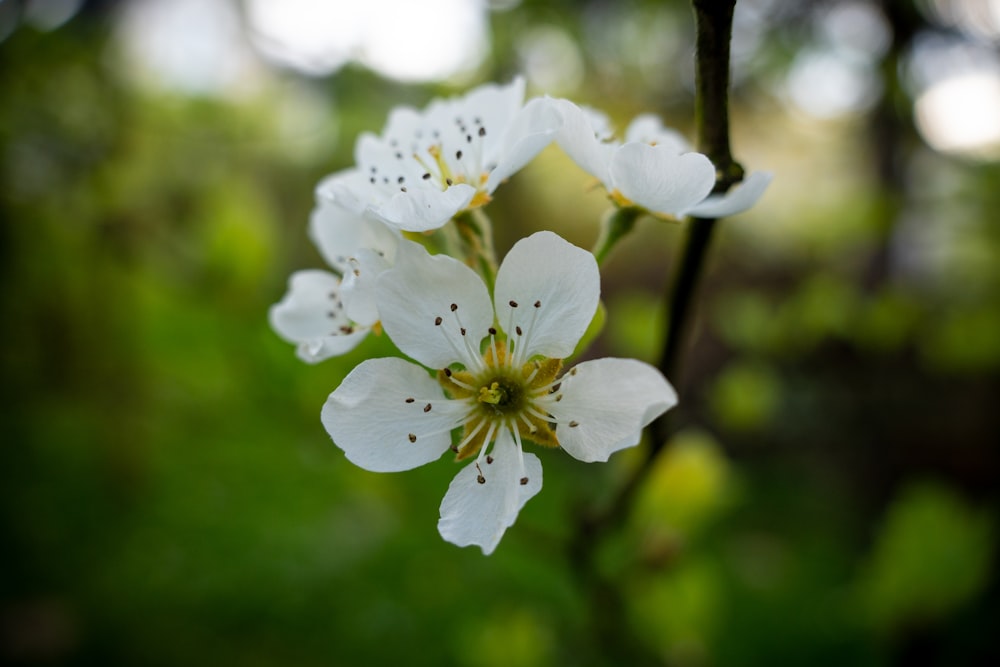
[553,99,772,219]
[269,195,400,363]
[319,77,562,232]
[322,231,677,554]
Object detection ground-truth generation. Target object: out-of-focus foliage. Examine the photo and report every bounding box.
[2,1,998,666]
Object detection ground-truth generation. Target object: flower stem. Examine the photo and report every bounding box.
[567,1,745,660]
[650,0,742,449]
[453,209,498,286]
[592,206,643,265]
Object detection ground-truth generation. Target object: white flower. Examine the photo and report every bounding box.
[553,99,772,218]
[321,231,677,554]
[320,77,562,232]
[269,195,400,363]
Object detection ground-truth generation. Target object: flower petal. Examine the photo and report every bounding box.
[609,143,716,216]
[376,241,494,370]
[437,429,542,555]
[269,270,368,363]
[341,247,391,327]
[370,183,477,232]
[549,358,677,463]
[681,171,774,218]
[308,199,399,275]
[322,357,467,472]
[553,98,615,185]
[316,168,373,216]
[623,113,690,153]
[484,97,562,193]
[493,231,600,360]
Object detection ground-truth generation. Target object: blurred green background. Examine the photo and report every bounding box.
[2,0,998,665]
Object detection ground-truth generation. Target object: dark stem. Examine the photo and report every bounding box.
[649,0,742,449]
[566,1,743,662]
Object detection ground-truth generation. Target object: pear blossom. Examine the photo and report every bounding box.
[553,99,772,219]
[269,195,400,363]
[322,231,677,554]
[319,77,562,232]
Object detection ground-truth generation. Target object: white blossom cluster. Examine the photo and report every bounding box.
[270,78,770,554]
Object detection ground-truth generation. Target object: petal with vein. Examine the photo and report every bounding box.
[609,144,715,216]
[551,358,677,463]
[270,270,366,362]
[322,358,466,472]
[494,231,600,360]
[437,429,542,555]
[377,241,493,369]
[682,171,774,219]
[373,184,476,232]
[553,98,614,185]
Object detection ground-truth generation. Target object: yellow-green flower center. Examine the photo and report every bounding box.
[438,339,562,460]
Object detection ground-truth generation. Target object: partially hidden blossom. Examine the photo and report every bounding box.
[553,98,772,219]
[322,231,677,554]
[269,194,401,363]
[319,77,563,233]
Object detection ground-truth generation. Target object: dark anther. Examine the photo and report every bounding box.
[466,134,472,143]
[369,177,376,184]
[534,300,541,308]
[400,187,407,192]
[339,325,354,334]
[456,150,463,160]
[478,127,486,137]
[460,327,467,336]
[509,300,518,308]
[395,151,403,159]
[423,403,432,413]
[486,456,494,464]
[570,368,578,376]
[549,383,561,393]
[422,173,431,180]
[434,316,443,326]
[446,178,453,186]
[397,176,405,183]
[569,421,579,428]
[408,433,417,443]
[520,477,529,486]
[450,445,458,453]
[443,368,453,377]
[516,326,523,336]
[405,397,415,403]
[450,303,458,311]
[488,327,497,335]
[477,475,486,484]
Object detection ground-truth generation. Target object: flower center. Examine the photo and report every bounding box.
[478,379,521,412]
[438,339,563,460]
